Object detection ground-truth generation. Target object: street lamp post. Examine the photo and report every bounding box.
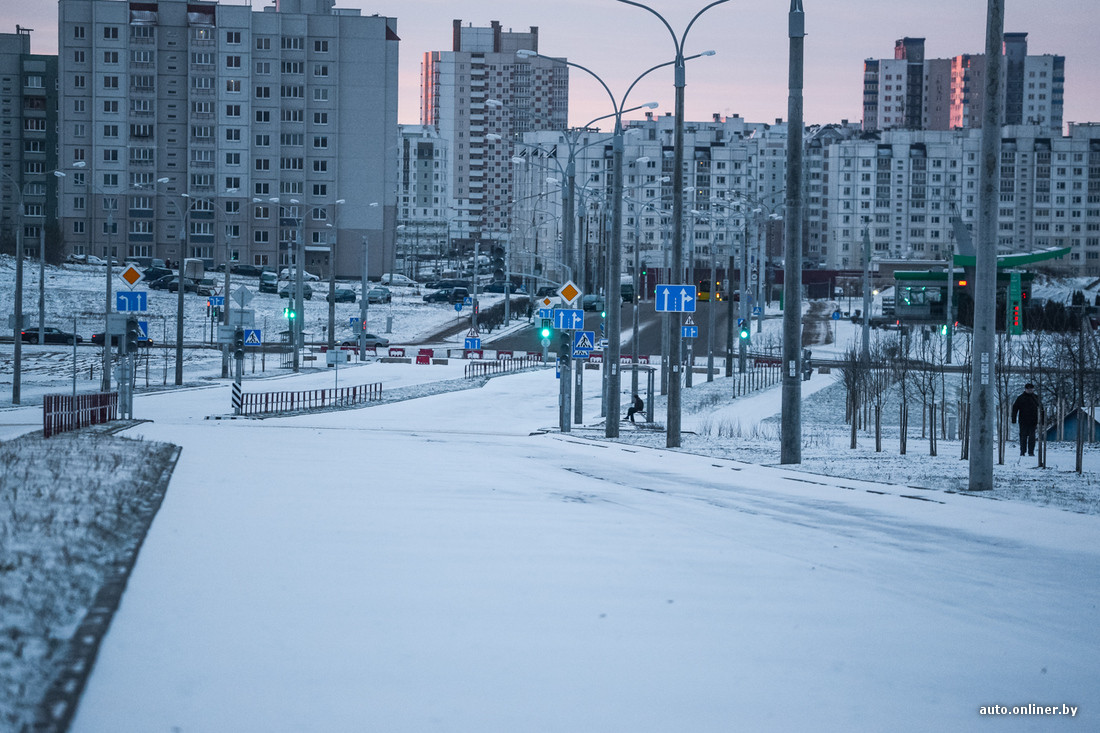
[289,198,305,373]
[617,0,730,447]
[3,171,26,404]
[327,199,345,351]
[360,201,380,360]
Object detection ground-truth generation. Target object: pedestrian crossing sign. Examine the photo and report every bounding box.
[573,330,595,357]
[243,329,262,345]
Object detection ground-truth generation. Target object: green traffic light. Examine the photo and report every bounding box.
[540,327,551,338]
[739,328,750,340]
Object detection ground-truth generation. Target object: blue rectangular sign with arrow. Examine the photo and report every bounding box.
[553,308,585,330]
[654,284,696,313]
[116,291,148,312]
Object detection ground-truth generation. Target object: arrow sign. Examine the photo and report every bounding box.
[116,291,147,312]
[464,337,481,350]
[208,296,225,307]
[655,284,696,313]
[244,329,262,345]
[553,308,584,330]
[682,325,698,339]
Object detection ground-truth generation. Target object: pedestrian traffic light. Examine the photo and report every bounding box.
[284,306,297,320]
[125,317,140,353]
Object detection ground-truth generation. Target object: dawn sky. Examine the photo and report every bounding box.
[5,0,1098,131]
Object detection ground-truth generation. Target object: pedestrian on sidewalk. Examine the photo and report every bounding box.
[1011,382,1042,457]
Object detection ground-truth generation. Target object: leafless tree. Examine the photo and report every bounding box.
[866,334,894,452]
[890,328,912,455]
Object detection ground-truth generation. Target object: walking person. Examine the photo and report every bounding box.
[1010,383,1042,457]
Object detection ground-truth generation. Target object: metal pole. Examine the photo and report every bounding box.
[360,234,368,360]
[631,195,642,397]
[103,209,113,392]
[968,0,1004,492]
[38,225,44,345]
[605,122,624,439]
[780,0,805,465]
[294,214,304,372]
[726,245,735,377]
[739,215,748,373]
[12,211,23,404]
[706,234,716,381]
[667,56,685,447]
[574,358,584,424]
[945,244,954,364]
[861,224,872,364]
[221,202,231,379]
[175,227,185,385]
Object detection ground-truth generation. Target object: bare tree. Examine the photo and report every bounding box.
[866,334,894,452]
[994,333,1017,465]
[913,327,948,456]
[838,344,866,450]
[891,328,912,455]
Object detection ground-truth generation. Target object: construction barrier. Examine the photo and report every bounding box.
[463,354,543,379]
[43,392,119,438]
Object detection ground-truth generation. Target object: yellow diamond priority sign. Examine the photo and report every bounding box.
[558,280,580,305]
[120,264,143,289]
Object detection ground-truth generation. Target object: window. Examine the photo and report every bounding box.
[314,40,329,52]
[312,184,327,196]
[225,177,241,190]
[254,182,269,195]
[192,76,214,90]
[226,152,241,165]
[254,206,270,219]
[313,136,328,149]
[73,25,85,39]
[280,85,303,98]
[103,26,118,40]
[255,159,270,171]
[255,86,270,99]
[280,157,303,171]
[226,104,241,117]
[73,99,85,113]
[254,230,269,243]
[73,74,85,89]
[103,75,119,89]
[103,100,119,113]
[313,64,328,77]
[280,133,303,146]
[256,37,270,51]
[281,37,304,50]
[102,174,119,187]
[255,110,270,123]
[191,100,212,115]
[226,55,241,68]
[225,128,241,141]
[313,88,328,102]
[255,134,270,146]
[281,61,303,74]
[103,124,119,138]
[226,31,241,44]
[313,112,328,125]
[226,79,241,93]
[103,50,118,64]
[313,160,327,173]
[255,61,270,74]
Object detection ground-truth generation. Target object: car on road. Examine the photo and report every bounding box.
[279,283,314,300]
[424,278,470,290]
[483,281,525,294]
[326,287,357,303]
[581,294,607,312]
[232,264,266,276]
[535,286,559,298]
[167,277,200,294]
[91,332,154,347]
[423,287,456,303]
[380,273,418,287]
[365,286,392,304]
[21,327,82,345]
[259,271,278,293]
[148,274,176,290]
[339,333,390,348]
[144,266,173,282]
[196,278,216,297]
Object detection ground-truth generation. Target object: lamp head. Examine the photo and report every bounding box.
[516,49,536,59]
[157,177,170,184]
[53,170,66,178]
[72,161,86,168]
[701,50,717,57]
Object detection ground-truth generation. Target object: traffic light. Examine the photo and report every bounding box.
[737,318,750,342]
[124,317,140,354]
[284,306,297,320]
[539,318,552,340]
[233,327,245,360]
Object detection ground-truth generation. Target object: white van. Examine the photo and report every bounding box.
[381,273,417,287]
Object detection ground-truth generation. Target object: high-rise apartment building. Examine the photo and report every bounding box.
[421,20,568,252]
[0,27,58,261]
[395,124,450,279]
[862,34,1064,134]
[55,0,398,277]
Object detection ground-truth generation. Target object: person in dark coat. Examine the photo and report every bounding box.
[626,393,644,423]
[1011,383,1042,457]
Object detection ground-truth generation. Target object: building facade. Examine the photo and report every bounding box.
[421,20,567,253]
[0,27,58,262]
[395,124,450,279]
[55,0,398,277]
[862,34,1064,135]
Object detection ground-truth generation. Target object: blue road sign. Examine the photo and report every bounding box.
[243,328,262,345]
[572,330,595,357]
[208,295,225,307]
[116,291,148,312]
[752,306,762,316]
[136,321,149,340]
[654,285,696,313]
[682,325,698,339]
[832,310,842,320]
[553,308,585,330]
[454,303,463,312]
[465,337,481,350]
[463,296,473,306]
[537,308,553,319]
[349,317,360,328]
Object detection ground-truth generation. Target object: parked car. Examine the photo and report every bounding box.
[448,286,470,304]
[231,264,266,276]
[483,281,524,294]
[143,266,173,282]
[279,283,314,300]
[426,278,470,291]
[365,286,392,304]
[423,287,456,303]
[66,254,107,266]
[535,286,559,298]
[21,327,82,345]
[581,294,606,312]
[280,267,320,282]
[259,271,278,294]
[196,278,216,296]
[91,332,154,347]
[339,333,390,348]
[167,277,199,294]
[326,287,357,303]
[380,273,418,287]
[148,274,176,290]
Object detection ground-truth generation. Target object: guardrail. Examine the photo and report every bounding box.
[43,392,119,438]
[464,354,544,379]
[236,383,383,416]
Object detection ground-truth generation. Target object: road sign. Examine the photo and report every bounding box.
[832,310,841,320]
[539,296,558,309]
[599,338,609,349]
[682,325,698,339]
[454,303,463,312]
[537,308,553,319]
[227,308,255,328]
[553,308,584,330]
[136,321,149,340]
[119,264,143,288]
[654,284,696,313]
[752,306,762,316]
[573,330,595,357]
[116,291,148,312]
[217,325,238,344]
[467,328,480,338]
[465,337,481,350]
[463,296,473,306]
[231,285,253,307]
[558,280,581,304]
[243,329,262,345]
[208,295,225,307]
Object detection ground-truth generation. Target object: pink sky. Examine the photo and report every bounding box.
[6,0,1098,129]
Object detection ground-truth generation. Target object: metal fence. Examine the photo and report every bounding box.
[237,382,383,416]
[43,392,119,438]
[464,354,544,379]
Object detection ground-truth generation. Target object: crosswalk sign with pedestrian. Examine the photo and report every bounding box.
[243,329,262,345]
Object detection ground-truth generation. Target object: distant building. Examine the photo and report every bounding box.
[395,125,450,279]
[421,20,568,253]
[862,34,1064,134]
[55,0,398,276]
[0,27,58,259]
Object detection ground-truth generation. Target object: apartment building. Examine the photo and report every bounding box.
[0,27,58,261]
[55,0,398,277]
[395,124,450,278]
[421,20,567,253]
[862,34,1064,135]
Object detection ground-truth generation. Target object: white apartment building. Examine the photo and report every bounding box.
[395,124,450,278]
[421,20,567,253]
[55,0,398,277]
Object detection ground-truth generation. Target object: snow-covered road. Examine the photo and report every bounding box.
[64,366,1099,732]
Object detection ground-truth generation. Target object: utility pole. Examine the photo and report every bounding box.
[968,0,1004,492]
[861,225,872,364]
[780,0,805,465]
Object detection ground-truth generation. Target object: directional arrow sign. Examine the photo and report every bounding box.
[208,296,225,307]
[116,291,147,312]
[682,325,698,339]
[553,308,584,330]
[654,284,696,313]
[464,337,481,350]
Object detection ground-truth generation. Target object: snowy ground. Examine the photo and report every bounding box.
[1,258,1098,730]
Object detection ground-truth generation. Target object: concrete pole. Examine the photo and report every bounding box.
[103,211,113,392]
[739,216,749,373]
[175,225,185,385]
[968,0,1004,492]
[38,225,45,345]
[12,218,22,404]
[861,224,872,364]
[667,60,686,448]
[706,235,717,381]
[780,0,805,465]
[359,234,369,360]
[294,216,304,372]
[605,124,624,438]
